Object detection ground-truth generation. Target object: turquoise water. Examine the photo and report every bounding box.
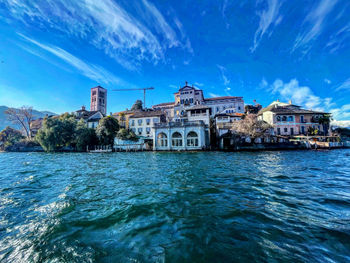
[0,150,350,262]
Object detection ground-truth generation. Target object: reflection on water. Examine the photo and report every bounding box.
[0,150,350,262]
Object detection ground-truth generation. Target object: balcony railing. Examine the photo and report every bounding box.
[154,120,205,128]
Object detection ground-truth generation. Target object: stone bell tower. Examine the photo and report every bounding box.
[90,86,107,115]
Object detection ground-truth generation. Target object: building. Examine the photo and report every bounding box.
[128,110,166,137]
[75,106,104,129]
[258,100,329,136]
[90,86,107,115]
[215,111,244,137]
[152,82,244,120]
[153,120,209,151]
[112,109,137,129]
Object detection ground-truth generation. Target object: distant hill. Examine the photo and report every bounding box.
[0,106,57,131]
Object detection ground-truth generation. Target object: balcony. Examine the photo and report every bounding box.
[154,120,205,128]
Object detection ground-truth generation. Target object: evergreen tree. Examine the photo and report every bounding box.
[96,116,119,146]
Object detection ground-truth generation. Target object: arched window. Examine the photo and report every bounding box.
[157,133,168,147]
[187,131,199,147]
[282,116,287,121]
[172,132,183,147]
[277,116,281,121]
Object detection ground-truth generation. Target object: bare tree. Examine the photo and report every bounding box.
[234,114,272,139]
[5,106,34,138]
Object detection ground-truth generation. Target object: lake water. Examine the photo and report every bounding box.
[0,150,350,262]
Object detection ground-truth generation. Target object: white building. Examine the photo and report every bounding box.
[153,120,209,151]
[75,106,104,129]
[152,82,244,119]
[129,111,166,138]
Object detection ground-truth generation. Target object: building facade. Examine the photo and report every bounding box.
[258,100,329,136]
[152,82,244,120]
[129,111,166,138]
[75,106,104,129]
[153,120,209,151]
[90,86,107,115]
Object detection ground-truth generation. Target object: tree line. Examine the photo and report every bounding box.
[0,106,136,152]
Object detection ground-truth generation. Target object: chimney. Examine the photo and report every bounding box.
[289,100,292,104]
[276,99,279,102]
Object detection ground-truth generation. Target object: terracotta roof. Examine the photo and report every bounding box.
[259,104,326,115]
[215,113,244,117]
[152,102,175,107]
[204,96,243,101]
[129,110,165,118]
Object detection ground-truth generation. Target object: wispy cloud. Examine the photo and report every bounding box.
[18,34,125,86]
[269,78,350,121]
[194,82,204,87]
[217,65,230,86]
[324,78,331,84]
[209,92,220,98]
[251,0,283,52]
[326,22,350,53]
[292,0,338,54]
[169,84,178,89]
[335,78,350,91]
[2,0,191,70]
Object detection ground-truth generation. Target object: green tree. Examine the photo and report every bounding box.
[318,114,332,136]
[0,126,24,151]
[116,128,138,141]
[36,113,77,152]
[96,116,119,146]
[75,119,99,151]
[131,100,143,111]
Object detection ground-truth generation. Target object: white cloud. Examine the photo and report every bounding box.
[217,65,230,86]
[194,82,204,87]
[3,0,191,70]
[292,0,338,54]
[209,92,220,98]
[169,84,178,89]
[326,22,350,53]
[260,77,268,88]
[19,34,125,86]
[331,120,350,127]
[324,78,331,84]
[336,78,350,91]
[270,78,350,121]
[251,0,283,52]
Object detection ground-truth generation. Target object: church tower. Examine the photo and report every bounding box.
[90,86,107,115]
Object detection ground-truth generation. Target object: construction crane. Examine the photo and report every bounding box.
[112,87,155,108]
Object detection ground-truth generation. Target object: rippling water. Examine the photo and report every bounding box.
[1,150,350,262]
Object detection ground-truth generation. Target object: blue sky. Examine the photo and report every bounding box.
[0,0,350,123]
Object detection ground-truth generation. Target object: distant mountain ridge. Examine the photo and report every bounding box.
[0,106,57,131]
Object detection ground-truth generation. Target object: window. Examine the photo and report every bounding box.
[238,106,241,110]
[282,116,287,121]
[288,116,293,121]
[301,126,305,134]
[146,127,151,134]
[217,107,219,112]
[277,128,281,135]
[146,119,151,125]
[138,119,143,125]
[300,115,304,123]
[153,118,158,123]
[187,131,199,147]
[277,116,281,121]
[157,133,167,147]
[172,132,183,147]
[291,128,294,135]
[138,128,143,135]
[190,98,193,103]
[131,120,135,126]
[284,127,288,133]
